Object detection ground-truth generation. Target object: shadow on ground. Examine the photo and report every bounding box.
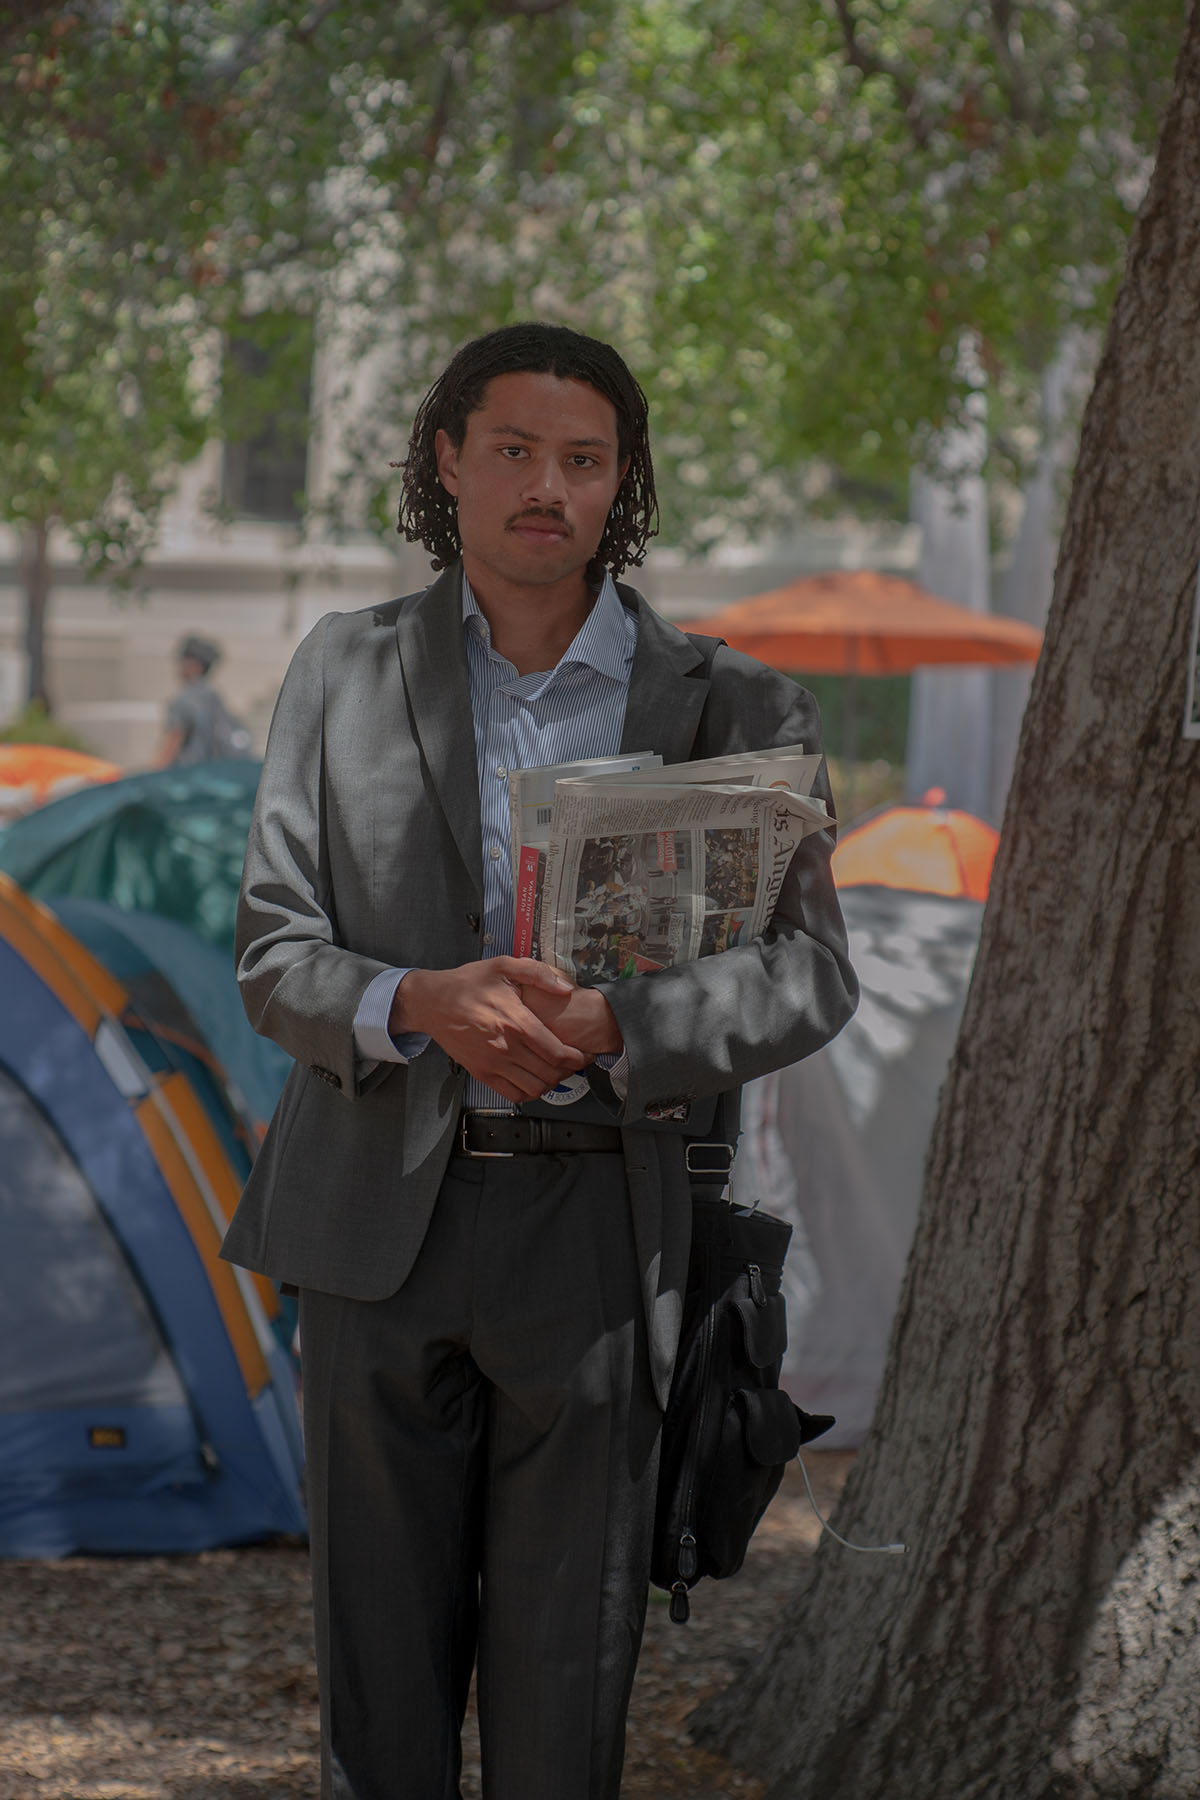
[0,1454,854,1798]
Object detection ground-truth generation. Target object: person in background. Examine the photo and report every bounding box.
[159,635,251,765]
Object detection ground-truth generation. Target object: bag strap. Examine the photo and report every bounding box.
[682,633,726,764]
[679,632,740,1185]
[684,631,726,667]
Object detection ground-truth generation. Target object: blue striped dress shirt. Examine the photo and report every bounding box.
[353,571,638,1107]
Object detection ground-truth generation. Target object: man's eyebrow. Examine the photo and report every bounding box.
[485,423,614,448]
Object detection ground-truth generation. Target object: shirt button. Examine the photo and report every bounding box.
[482,932,494,945]
[489,845,501,860]
[496,766,508,779]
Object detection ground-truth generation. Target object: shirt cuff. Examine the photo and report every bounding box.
[604,1051,629,1100]
[353,968,431,1065]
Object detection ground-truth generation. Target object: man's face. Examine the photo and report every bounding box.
[435,371,628,595]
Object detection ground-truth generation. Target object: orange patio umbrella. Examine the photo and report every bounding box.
[677,570,1043,788]
[832,791,999,901]
[0,744,122,822]
[675,570,1044,675]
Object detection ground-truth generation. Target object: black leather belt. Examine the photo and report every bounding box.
[458,1112,623,1158]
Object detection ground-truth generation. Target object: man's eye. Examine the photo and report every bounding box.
[499,445,527,459]
[569,455,598,468]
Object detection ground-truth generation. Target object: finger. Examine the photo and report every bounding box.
[452,1021,569,1088]
[441,1022,582,1087]
[510,1071,552,1100]
[497,1008,587,1070]
[480,1075,529,1104]
[523,1035,588,1076]
[478,1062,547,1102]
[494,956,573,994]
[506,1050,579,1092]
[507,1029,586,1083]
[453,1048,531,1101]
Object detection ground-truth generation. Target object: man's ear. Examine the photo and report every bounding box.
[434,428,460,496]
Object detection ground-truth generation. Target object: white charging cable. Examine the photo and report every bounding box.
[795,1448,908,1555]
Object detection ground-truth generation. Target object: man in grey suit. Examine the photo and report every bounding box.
[222,322,857,1799]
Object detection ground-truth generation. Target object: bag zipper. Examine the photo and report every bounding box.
[669,1246,758,1623]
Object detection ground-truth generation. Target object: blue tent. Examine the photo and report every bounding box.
[48,897,291,1131]
[0,874,304,1557]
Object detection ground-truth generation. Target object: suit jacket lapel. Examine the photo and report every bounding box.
[393,564,484,901]
[619,589,713,763]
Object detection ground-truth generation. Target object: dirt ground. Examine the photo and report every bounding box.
[0,1452,853,1800]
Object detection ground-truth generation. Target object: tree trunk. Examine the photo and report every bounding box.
[21,520,52,711]
[695,9,1200,1797]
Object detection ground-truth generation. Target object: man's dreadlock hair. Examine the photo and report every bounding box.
[397,322,658,580]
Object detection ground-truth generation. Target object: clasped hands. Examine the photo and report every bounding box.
[389,958,623,1105]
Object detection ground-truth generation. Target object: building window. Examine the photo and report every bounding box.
[221,317,313,524]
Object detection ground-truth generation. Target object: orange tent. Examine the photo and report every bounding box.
[0,745,122,822]
[675,570,1043,675]
[832,795,999,901]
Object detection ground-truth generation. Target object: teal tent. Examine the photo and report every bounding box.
[0,761,261,953]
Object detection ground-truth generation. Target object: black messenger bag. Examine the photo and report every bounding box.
[651,1192,834,1622]
[645,630,836,1617]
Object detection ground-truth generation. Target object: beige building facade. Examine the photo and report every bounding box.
[0,434,918,771]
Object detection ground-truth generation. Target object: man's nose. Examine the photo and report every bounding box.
[520,455,567,506]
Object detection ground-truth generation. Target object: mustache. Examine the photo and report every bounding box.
[506,507,572,535]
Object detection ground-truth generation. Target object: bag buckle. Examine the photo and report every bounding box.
[684,1140,735,1178]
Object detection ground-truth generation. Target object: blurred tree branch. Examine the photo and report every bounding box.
[830,0,934,147]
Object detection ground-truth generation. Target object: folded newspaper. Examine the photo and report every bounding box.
[509,745,829,984]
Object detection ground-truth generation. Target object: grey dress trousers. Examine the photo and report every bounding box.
[300,1150,660,1800]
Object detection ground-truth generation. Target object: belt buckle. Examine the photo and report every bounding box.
[684,1140,735,1178]
[459,1111,515,1159]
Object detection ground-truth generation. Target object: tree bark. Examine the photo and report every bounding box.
[21,520,52,712]
[695,7,1200,1796]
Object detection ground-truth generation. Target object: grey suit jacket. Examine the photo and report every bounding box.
[221,564,858,1405]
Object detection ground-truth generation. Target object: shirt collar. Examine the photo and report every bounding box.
[461,570,634,682]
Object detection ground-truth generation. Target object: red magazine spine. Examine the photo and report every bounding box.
[513,845,541,957]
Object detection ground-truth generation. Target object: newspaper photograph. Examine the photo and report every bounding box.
[508,753,660,958]
[507,752,661,885]
[533,774,830,984]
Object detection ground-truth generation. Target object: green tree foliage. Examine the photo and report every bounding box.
[355,0,1181,543]
[0,5,260,702]
[0,0,1185,704]
[0,0,598,702]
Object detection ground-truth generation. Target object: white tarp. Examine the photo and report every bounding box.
[733,885,984,1445]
